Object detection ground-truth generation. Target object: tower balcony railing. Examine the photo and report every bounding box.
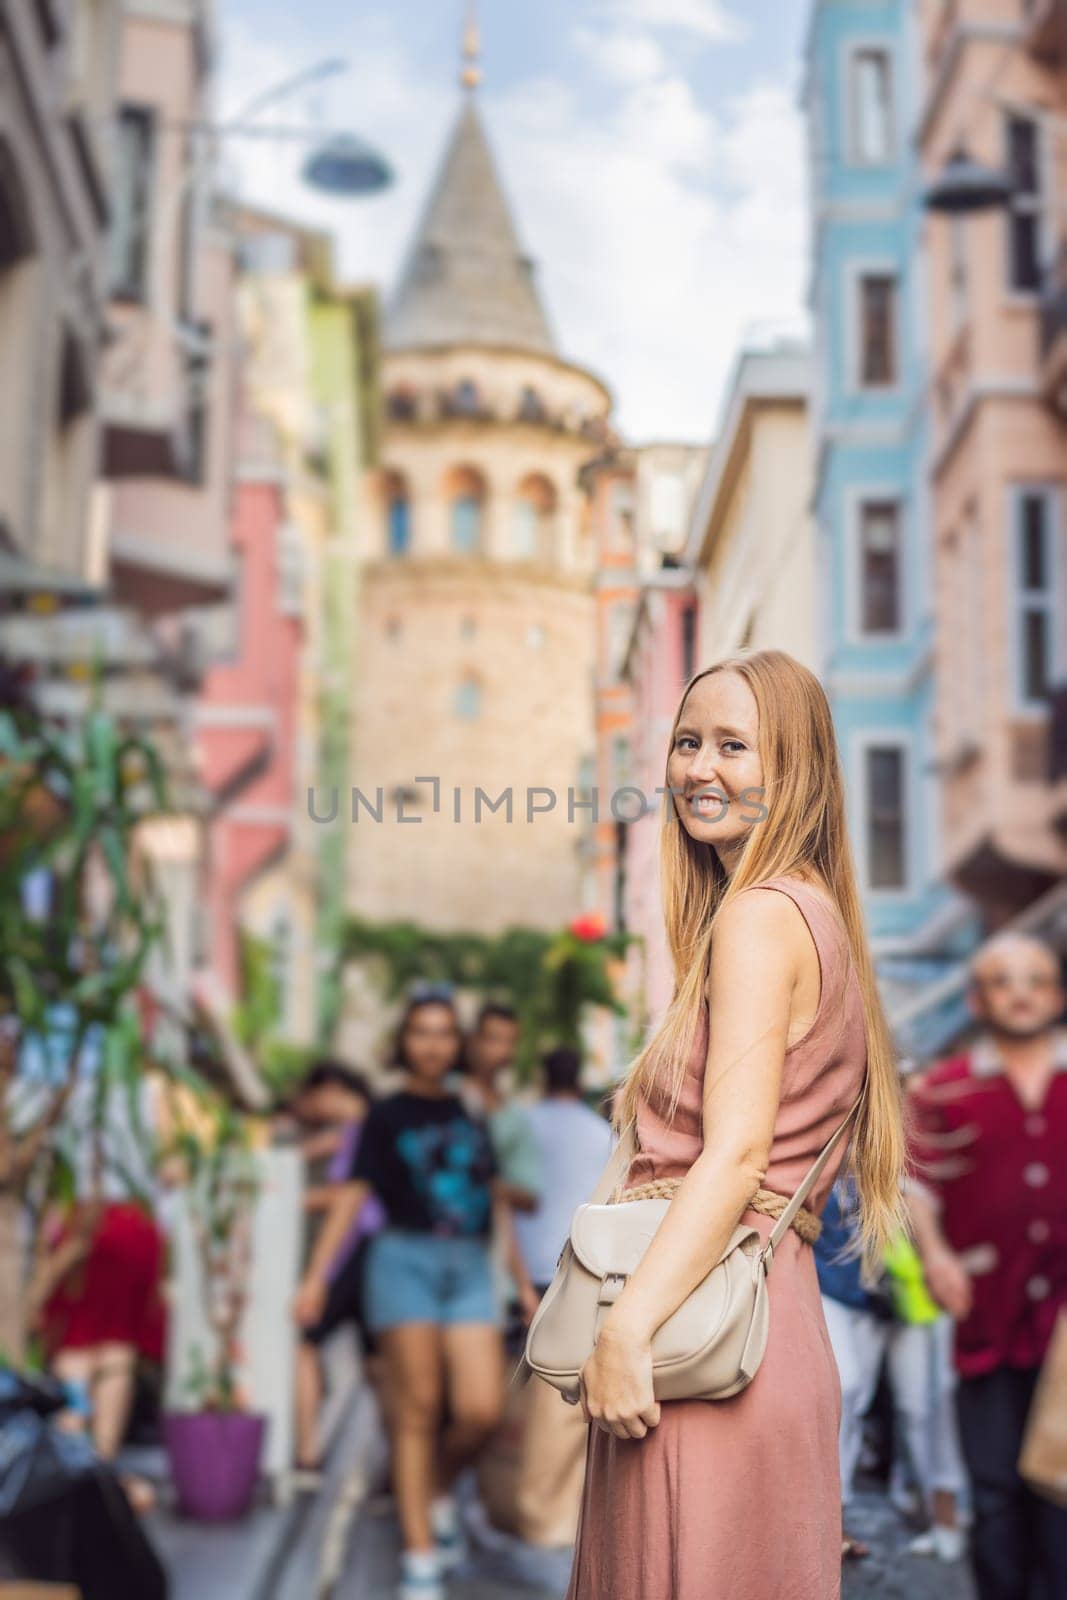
[384,389,612,444]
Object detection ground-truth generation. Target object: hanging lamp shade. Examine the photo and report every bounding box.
[302,133,394,197]
[921,147,1015,215]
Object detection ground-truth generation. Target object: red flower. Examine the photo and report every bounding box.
[568,913,607,943]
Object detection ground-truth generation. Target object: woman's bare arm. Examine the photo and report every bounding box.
[293,1179,372,1327]
[579,889,806,1434]
[599,889,799,1344]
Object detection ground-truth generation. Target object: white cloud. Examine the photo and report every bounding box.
[216,8,806,442]
[573,25,668,84]
[595,0,746,42]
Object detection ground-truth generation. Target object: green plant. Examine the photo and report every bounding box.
[230,928,316,1102]
[341,913,636,1081]
[0,694,169,1364]
[167,1090,260,1412]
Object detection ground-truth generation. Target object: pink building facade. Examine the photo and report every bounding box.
[919,0,1067,925]
[194,431,301,1002]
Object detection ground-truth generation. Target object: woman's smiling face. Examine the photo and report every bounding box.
[666,671,765,870]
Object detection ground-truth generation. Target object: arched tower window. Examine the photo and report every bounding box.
[443,465,487,556]
[381,468,412,557]
[513,473,557,562]
[454,675,483,720]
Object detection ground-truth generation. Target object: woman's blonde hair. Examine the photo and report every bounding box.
[614,648,905,1274]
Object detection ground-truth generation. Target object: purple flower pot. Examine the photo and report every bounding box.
[164,1410,267,1522]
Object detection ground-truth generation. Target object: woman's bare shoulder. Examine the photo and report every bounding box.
[706,887,810,997]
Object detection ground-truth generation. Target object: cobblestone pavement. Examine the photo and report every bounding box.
[340,1482,977,1599]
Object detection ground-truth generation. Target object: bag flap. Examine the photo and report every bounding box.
[569,1198,671,1278]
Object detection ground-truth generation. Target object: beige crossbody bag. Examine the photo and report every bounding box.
[520,1094,862,1405]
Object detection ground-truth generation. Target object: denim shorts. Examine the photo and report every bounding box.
[362,1227,498,1333]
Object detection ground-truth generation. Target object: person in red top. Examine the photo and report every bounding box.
[906,931,1067,1600]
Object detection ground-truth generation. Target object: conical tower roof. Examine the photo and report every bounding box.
[384,94,556,357]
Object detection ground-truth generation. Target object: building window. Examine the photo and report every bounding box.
[1012,489,1059,709]
[512,474,556,562]
[858,500,901,633]
[277,523,304,616]
[460,614,477,639]
[611,480,635,550]
[857,272,898,387]
[848,47,893,165]
[1005,114,1044,293]
[527,623,545,649]
[110,106,155,299]
[452,496,482,554]
[681,603,697,681]
[608,602,632,677]
[444,466,486,555]
[454,676,482,720]
[864,745,907,890]
[388,494,411,556]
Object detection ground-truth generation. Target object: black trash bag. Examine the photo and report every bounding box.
[0,1367,69,1421]
[0,1404,168,1600]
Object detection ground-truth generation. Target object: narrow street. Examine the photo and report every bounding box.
[337,1483,976,1600]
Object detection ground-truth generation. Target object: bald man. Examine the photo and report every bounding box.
[906,933,1067,1600]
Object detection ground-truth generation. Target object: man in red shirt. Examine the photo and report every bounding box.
[906,931,1067,1600]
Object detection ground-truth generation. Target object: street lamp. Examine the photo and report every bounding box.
[301,133,393,197]
[921,146,1016,215]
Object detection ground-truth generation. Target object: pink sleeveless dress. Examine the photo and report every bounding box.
[564,875,868,1600]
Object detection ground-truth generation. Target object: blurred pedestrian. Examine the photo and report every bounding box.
[452,1000,542,1329]
[814,1173,892,1559]
[289,1060,385,1481]
[513,1045,613,1308]
[455,1002,541,1214]
[292,994,508,1600]
[907,932,1067,1600]
[509,1046,613,1547]
[39,1059,170,1514]
[881,1230,967,1562]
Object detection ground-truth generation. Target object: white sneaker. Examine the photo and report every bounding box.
[431,1492,468,1572]
[906,1530,936,1558]
[397,1550,445,1600]
[932,1525,966,1563]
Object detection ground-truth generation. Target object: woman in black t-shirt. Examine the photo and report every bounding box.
[293,992,509,1600]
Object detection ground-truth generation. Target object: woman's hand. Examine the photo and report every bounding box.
[579,1325,660,1440]
[292,1274,327,1330]
[924,1245,973,1321]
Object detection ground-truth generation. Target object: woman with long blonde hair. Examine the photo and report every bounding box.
[564,649,905,1600]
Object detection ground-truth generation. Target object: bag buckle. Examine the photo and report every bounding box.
[598,1272,627,1306]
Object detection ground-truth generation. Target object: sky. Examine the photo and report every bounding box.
[219,0,813,443]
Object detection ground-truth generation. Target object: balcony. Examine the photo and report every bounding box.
[383,386,612,445]
[1040,248,1067,415]
[1024,0,1067,59]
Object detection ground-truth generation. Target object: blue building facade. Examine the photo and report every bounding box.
[803,1,980,1060]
